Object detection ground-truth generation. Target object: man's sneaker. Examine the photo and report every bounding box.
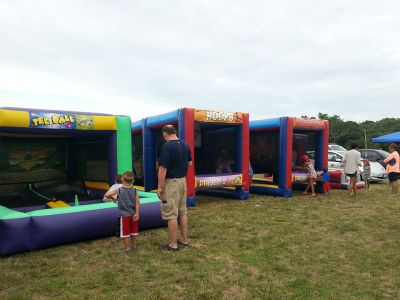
[177,240,189,247]
[160,244,179,252]
[117,248,131,253]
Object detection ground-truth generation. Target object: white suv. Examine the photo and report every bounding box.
[328,144,347,156]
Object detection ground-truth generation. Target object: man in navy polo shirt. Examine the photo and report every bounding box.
[158,125,192,251]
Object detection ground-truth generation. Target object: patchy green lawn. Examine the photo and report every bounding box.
[1,184,399,299]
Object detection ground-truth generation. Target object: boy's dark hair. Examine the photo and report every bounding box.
[323,167,328,173]
[350,143,358,149]
[115,174,123,184]
[162,125,177,135]
[122,171,134,184]
[390,143,398,151]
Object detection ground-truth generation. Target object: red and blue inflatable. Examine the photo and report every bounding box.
[132,108,250,206]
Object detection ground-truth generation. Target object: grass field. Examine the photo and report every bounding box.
[1,183,400,299]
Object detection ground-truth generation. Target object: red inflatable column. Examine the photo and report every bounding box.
[242,113,250,191]
[323,120,329,169]
[184,108,195,198]
[285,117,294,189]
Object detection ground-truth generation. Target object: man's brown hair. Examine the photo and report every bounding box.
[122,171,134,184]
[390,143,398,151]
[115,174,123,184]
[162,125,177,135]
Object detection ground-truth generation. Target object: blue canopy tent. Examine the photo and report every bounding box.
[372,132,400,143]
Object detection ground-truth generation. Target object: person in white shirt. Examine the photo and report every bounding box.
[103,174,123,201]
[342,144,361,198]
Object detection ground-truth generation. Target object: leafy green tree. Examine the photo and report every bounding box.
[308,113,400,149]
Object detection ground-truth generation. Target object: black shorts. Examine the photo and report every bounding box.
[388,172,398,183]
[346,172,357,178]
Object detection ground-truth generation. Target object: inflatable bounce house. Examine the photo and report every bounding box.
[329,169,365,190]
[249,117,329,197]
[0,108,165,256]
[132,108,250,206]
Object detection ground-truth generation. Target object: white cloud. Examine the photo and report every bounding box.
[0,0,399,122]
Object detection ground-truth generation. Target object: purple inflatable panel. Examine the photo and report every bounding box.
[0,218,32,256]
[31,202,166,251]
[1,201,166,255]
[31,207,120,250]
[138,201,167,229]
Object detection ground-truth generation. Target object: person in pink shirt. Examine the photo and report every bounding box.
[384,143,400,197]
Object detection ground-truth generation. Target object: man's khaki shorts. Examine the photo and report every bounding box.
[161,177,187,220]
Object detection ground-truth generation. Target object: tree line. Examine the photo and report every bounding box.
[301,113,400,150]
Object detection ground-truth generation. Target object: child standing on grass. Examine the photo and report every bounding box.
[362,160,371,191]
[105,171,140,252]
[321,167,330,196]
[301,155,317,197]
[103,174,123,202]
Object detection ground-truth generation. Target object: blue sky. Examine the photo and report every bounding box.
[0,0,399,122]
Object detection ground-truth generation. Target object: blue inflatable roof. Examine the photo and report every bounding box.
[372,131,400,143]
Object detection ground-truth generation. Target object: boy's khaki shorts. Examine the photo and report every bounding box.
[161,177,187,220]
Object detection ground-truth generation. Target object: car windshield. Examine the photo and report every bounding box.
[377,150,390,158]
[330,145,346,152]
[328,152,343,161]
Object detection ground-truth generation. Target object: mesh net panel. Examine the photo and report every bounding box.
[250,130,280,183]
[0,136,110,208]
[72,139,109,182]
[0,137,67,184]
[0,137,67,207]
[195,126,236,175]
